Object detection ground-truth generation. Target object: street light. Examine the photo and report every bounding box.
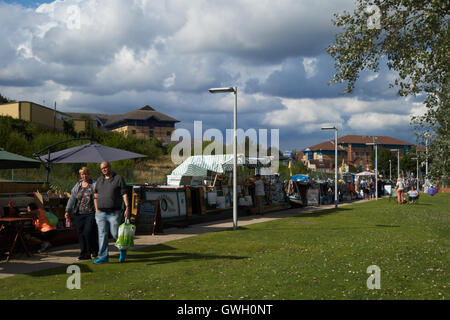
[366,142,379,200]
[389,159,392,181]
[390,148,401,178]
[412,156,420,191]
[424,133,431,177]
[321,126,338,208]
[209,87,238,230]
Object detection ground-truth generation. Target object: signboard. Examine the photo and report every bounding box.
[144,188,186,218]
[306,189,319,206]
[384,185,392,196]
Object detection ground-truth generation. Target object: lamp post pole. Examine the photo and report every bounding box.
[389,159,392,181]
[367,142,379,200]
[322,126,338,208]
[209,87,238,230]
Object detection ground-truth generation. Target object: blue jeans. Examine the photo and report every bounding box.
[95,210,123,259]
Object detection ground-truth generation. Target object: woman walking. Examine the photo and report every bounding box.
[65,167,98,260]
[396,177,405,205]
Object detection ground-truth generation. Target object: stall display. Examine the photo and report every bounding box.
[142,186,186,218]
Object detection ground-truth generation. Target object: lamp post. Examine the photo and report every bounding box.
[412,156,419,191]
[209,87,238,230]
[390,148,400,178]
[389,159,392,181]
[424,133,430,178]
[321,126,338,208]
[366,142,379,200]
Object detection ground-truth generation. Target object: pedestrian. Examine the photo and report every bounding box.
[24,203,57,253]
[254,174,265,214]
[407,186,419,204]
[93,161,130,264]
[65,167,98,261]
[396,176,405,204]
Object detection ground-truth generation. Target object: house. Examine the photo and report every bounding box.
[0,101,180,145]
[302,135,420,172]
[67,105,179,144]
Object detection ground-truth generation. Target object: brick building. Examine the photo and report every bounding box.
[302,135,420,173]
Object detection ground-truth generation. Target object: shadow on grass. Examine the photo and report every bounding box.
[244,223,402,232]
[262,207,353,220]
[128,244,248,265]
[28,263,94,277]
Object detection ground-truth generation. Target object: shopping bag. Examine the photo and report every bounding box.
[45,211,59,227]
[115,219,136,250]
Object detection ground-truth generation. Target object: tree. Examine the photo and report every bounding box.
[369,147,398,179]
[0,93,14,104]
[327,0,449,184]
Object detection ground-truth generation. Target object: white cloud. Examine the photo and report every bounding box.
[0,0,421,150]
[347,113,411,130]
[302,57,318,78]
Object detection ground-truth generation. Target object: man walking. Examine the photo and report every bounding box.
[93,161,130,264]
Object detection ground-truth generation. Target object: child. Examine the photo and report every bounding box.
[407,187,419,204]
[24,203,57,253]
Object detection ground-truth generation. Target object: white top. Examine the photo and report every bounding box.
[254,179,265,196]
[396,180,404,190]
[408,190,418,198]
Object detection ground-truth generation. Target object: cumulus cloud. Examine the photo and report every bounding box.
[0,0,423,150]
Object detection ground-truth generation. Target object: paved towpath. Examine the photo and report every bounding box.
[0,200,368,279]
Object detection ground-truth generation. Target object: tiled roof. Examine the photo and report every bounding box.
[337,135,413,146]
[66,105,179,127]
[304,141,346,152]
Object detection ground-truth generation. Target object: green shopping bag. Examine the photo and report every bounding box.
[115,219,136,250]
[45,211,59,227]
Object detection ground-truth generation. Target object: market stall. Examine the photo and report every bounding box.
[166,154,288,216]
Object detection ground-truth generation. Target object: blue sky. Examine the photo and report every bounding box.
[0,0,426,152]
[3,0,52,7]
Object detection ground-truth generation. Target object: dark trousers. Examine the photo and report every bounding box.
[74,213,98,258]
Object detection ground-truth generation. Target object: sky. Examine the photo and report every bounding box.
[0,0,426,152]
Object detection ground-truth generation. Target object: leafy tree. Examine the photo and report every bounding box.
[327,0,449,184]
[0,93,14,104]
[63,119,76,137]
[369,147,398,179]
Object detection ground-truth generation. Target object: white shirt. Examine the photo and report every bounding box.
[396,180,404,190]
[254,179,265,196]
[408,190,418,198]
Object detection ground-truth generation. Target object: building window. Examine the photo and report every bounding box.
[131,130,136,135]
[149,130,154,137]
[167,131,172,136]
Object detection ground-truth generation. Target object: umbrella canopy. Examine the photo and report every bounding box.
[356,171,375,176]
[38,143,147,163]
[427,186,438,196]
[291,174,311,182]
[0,148,41,169]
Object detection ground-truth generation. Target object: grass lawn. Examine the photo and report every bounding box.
[0,193,448,300]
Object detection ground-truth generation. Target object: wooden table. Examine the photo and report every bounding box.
[0,217,33,262]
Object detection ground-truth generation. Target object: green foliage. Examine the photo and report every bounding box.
[369,147,398,178]
[0,114,168,188]
[328,0,449,184]
[0,93,14,104]
[278,160,308,181]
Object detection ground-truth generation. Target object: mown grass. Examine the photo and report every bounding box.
[0,193,448,300]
